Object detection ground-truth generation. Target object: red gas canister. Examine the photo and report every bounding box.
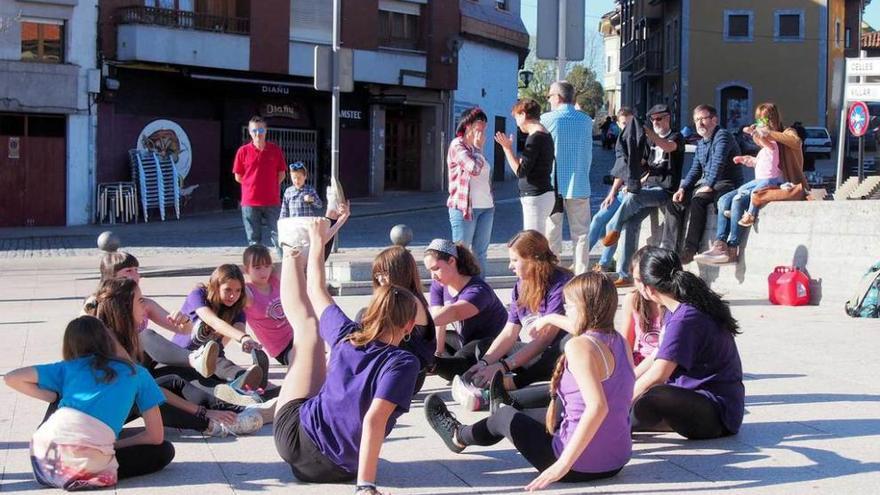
[768,266,811,306]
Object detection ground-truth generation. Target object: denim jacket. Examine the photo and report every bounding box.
[681,127,743,190]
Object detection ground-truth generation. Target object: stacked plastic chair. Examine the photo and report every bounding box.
[128,149,181,222]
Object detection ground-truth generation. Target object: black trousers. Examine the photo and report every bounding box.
[40,402,176,480]
[434,336,564,390]
[458,406,620,482]
[508,383,553,409]
[662,181,737,254]
[631,384,731,440]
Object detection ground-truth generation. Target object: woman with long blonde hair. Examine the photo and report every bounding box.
[424,272,634,491]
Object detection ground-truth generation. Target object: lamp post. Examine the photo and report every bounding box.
[518,69,534,89]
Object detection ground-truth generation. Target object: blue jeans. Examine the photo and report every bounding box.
[449,207,494,272]
[606,187,672,233]
[241,205,281,251]
[613,207,653,279]
[715,178,782,247]
[587,192,624,267]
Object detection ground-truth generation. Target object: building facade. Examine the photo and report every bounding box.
[88,0,528,217]
[618,0,848,134]
[0,0,98,227]
[599,7,623,116]
[454,0,528,183]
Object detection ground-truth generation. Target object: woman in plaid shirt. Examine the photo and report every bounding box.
[447,107,494,272]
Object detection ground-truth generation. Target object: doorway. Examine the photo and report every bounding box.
[384,106,421,190]
[0,114,66,226]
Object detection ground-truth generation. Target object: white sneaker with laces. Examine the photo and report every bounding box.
[205,408,263,437]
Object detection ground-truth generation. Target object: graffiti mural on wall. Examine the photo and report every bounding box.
[136,119,199,199]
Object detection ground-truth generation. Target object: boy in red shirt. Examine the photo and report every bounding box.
[233,116,287,255]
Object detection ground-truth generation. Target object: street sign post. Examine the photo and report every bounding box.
[836,56,880,188]
[848,101,870,137]
[536,0,585,79]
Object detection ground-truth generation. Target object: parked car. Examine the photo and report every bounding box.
[804,126,833,158]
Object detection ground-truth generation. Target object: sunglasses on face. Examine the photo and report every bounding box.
[250,128,267,135]
[650,114,669,122]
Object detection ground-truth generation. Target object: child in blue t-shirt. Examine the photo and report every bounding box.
[3,316,174,490]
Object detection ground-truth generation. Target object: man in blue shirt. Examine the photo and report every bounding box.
[664,104,742,264]
[540,81,594,274]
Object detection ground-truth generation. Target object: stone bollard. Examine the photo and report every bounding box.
[390,224,413,247]
[97,231,121,252]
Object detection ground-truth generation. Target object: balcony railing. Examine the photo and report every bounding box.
[621,42,635,69]
[116,6,249,35]
[634,49,662,77]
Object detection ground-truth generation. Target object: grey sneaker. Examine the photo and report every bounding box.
[245,397,277,425]
[488,371,515,414]
[188,341,219,378]
[423,394,465,454]
[213,383,263,407]
[205,408,263,437]
[230,365,264,393]
[451,374,488,412]
[694,240,730,265]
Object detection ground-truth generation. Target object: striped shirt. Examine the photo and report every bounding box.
[446,136,490,220]
[540,104,594,199]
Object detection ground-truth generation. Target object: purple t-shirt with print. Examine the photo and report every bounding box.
[300,304,419,474]
[508,268,572,344]
[172,287,246,349]
[655,303,745,434]
[429,277,507,344]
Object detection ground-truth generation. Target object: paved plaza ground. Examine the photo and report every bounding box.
[1,248,879,495]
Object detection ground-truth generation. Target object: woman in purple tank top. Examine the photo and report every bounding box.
[424,273,635,491]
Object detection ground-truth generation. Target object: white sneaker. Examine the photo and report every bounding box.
[245,397,278,425]
[188,341,219,378]
[451,375,488,412]
[205,408,264,437]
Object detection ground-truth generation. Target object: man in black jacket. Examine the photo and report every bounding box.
[600,104,685,285]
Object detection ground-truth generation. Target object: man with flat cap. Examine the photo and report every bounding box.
[600,103,684,285]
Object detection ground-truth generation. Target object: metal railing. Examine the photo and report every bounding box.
[116,6,249,35]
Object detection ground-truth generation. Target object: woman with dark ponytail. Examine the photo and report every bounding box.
[631,247,744,439]
[423,273,634,491]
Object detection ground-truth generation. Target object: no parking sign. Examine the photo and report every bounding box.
[848,101,870,137]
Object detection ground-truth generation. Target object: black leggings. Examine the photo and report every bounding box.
[40,402,175,480]
[631,385,730,440]
[434,336,563,389]
[509,383,553,409]
[433,336,496,381]
[458,406,620,482]
[116,440,176,479]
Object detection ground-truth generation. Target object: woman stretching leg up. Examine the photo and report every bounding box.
[274,219,420,494]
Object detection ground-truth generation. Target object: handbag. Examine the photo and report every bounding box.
[551,159,564,215]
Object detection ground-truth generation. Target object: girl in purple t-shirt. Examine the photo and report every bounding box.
[273,219,420,495]
[173,265,267,391]
[632,247,744,439]
[454,231,573,411]
[423,240,507,381]
[84,278,265,438]
[371,246,436,395]
[94,252,223,379]
[424,272,634,490]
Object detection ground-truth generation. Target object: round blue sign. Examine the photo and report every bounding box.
[848,101,870,138]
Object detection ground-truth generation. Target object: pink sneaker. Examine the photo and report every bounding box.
[694,240,730,264]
